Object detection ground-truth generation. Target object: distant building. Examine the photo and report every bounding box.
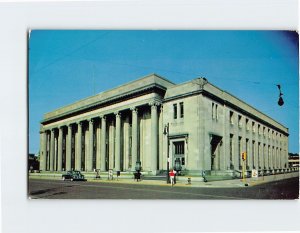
[288,153,299,168]
[28,153,39,171]
[39,74,289,176]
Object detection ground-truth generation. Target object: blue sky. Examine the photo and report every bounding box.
[29,30,299,154]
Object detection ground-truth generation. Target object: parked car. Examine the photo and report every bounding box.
[62,170,85,181]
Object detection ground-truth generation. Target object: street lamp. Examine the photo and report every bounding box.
[163,123,170,183]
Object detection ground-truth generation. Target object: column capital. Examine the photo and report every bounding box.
[100,115,106,119]
[130,107,138,113]
[149,101,161,108]
[115,112,121,117]
[76,121,84,125]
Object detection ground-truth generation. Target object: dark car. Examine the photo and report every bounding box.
[62,170,85,181]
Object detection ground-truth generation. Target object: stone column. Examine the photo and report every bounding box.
[108,121,115,170]
[76,122,82,171]
[131,107,138,171]
[123,115,130,171]
[57,127,63,171]
[54,135,57,171]
[150,102,158,173]
[39,130,47,171]
[96,120,101,170]
[100,116,107,171]
[267,133,270,170]
[49,129,55,171]
[222,106,230,170]
[87,119,94,171]
[115,112,121,171]
[66,124,72,171]
[158,106,163,170]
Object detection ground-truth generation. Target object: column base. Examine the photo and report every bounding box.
[150,170,159,175]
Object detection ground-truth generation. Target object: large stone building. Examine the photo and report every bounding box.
[39,74,289,177]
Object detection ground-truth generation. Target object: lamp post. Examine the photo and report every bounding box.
[164,123,170,183]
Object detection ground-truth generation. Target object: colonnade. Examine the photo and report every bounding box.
[226,112,289,173]
[39,102,161,173]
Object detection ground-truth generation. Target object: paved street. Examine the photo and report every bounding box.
[28,177,299,199]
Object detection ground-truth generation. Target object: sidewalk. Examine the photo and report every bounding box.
[29,171,299,188]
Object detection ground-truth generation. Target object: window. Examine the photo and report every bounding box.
[246,118,249,130]
[238,136,242,168]
[258,124,261,134]
[212,102,218,120]
[181,158,185,166]
[180,102,184,118]
[174,141,185,155]
[252,140,255,168]
[238,115,242,127]
[246,138,249,167]
[263,126,266,136]
[230,134,234,168]
[230,111,234,124]
[173,104,177,119]
[258,142,261,168]
[252,122,255,132]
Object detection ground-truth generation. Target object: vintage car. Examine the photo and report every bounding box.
[62,170,85,181]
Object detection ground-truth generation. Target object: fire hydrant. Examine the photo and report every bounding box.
[187,177,191,184]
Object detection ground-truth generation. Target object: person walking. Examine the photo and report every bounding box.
[169,169,175,186]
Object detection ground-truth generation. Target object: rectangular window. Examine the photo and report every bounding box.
[230,134,234,168]
[252,140,255,169]
[181,157,185,166]
[238,136,242,168]
[246,138,249,167]
[238,115,242,127]
[212,103,215,119]
[258,124,261,134]
[174,141,185,155]
[215,104,218,119]
[180,102,184,118]
[173,104,177,119]
[258,142,261,168]
[252,122,255,132]
[230,111,234,124]
[246,118,249,130]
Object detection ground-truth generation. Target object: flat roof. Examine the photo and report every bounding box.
[43,73,175,121]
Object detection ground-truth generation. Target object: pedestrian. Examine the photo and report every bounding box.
[173,170,177,184]
[169,169,175,186]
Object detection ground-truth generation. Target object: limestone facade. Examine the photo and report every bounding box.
[39,74,289,175]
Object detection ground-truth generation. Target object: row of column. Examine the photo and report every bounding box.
[230,134,288,172]
[40,102,160,173]
[224,108,288,172]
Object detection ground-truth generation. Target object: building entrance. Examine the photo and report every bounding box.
[210,135,222,171]
[172,140,185,170]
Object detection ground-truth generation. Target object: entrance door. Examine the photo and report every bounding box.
[173,141,185,170]
[210,135,222,170]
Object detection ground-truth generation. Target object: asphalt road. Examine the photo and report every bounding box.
[28,177,299,200]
